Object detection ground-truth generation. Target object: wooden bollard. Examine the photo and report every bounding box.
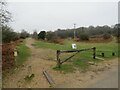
[101,53,104,57]
[93,47,96,59]
[112,52,115,56]
[57,50,61,68]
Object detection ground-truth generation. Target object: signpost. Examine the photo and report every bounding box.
[72,43,77,49]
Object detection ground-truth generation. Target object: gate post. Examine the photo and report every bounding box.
[93,47,96,59]
[57,50,61,68]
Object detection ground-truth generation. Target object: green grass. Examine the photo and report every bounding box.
[16,42,31,66]
[53,64,75,73]
[33,37,118,73]
[73,59,89,71]
[34,38,118,58]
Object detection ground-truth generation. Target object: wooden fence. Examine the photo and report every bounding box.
[56,47,96,68]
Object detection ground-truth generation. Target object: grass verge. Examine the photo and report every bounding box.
[16,42,31,66]
[3,41,31,79]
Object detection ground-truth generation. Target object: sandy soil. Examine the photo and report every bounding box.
[3,38,118,88]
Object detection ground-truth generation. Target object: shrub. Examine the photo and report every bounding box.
[2,26,19,43]
[20,30,30,39]
[79,33,89,41]
[51,39,64,45]
[46,31,55,41]
[103,33,111,39]
[38,31,46,40]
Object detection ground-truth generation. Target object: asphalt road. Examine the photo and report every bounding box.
[87,65,118,88]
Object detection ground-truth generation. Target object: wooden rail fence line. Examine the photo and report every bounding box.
[56,47,96,68]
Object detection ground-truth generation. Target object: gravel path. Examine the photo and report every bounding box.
[86,64,118,88]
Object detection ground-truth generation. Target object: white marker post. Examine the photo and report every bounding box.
[14,48,18,63]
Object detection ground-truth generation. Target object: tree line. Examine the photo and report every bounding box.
[32,24,119,41]
[3,23,119,43]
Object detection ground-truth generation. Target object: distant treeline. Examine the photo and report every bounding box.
[54,24,119,39]
[2,24,120,43]
[33,24,120,41]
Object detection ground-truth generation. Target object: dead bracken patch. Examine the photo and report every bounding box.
[2,39,23,71]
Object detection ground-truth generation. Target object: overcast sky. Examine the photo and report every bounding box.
[7,1,118,33]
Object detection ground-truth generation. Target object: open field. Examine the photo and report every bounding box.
[33,37,118,58]
[33,37,118,72]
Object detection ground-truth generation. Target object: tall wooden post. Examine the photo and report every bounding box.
[93,47,96,59]
[57,50,61,68]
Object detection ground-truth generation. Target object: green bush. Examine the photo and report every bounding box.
[2,26,19,43]
[20,30,30,39]
[46,31,56,41]
[38,31,46,40]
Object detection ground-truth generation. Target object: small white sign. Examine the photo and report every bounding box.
[14,48,18,57]
[14,51,18,57]
[72,44,77,49]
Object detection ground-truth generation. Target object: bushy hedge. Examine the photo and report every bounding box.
[2,26,19,43]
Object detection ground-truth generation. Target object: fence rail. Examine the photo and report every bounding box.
[56,47,96,68]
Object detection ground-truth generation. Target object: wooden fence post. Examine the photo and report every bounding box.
[93,47,96,59]
[101,52,104,57]
[112,52,115,56]
[57,50,61,68]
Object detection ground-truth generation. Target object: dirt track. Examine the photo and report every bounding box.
[87,65,118,88]
[3,38,118,88]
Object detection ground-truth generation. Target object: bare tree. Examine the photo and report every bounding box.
[0,0,12,26]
